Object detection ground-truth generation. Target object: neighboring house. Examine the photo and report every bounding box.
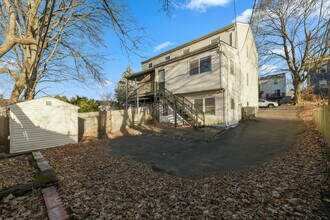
[98,100,120,111]
[307,61,330,96]
[259,73,286,101]
[125,22,258,127]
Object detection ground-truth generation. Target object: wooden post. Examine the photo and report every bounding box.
[125,79,128,109]
[328,81,330,105]
[173,95,177,128]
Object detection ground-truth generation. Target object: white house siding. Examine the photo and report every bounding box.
[142,26,236,70]
[140,22,258,126]
[235,23,259,109]
[10,97,78,153]
[155,49,221,94]
[159,92,224,125]
[259,75,286,99]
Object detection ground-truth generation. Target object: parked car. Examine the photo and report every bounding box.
[258,99,278,108]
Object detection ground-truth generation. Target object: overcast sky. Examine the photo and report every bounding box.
[0,0,255,100]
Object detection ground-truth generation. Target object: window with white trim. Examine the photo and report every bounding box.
[183,48,190,55]
[189,56,212,75]
[210,37,219,44]
[194,98,215,115]
[230,59,234,75]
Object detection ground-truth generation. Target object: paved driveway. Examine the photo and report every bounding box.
[108,107,304,177]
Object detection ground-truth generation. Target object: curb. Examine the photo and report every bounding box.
[32,151,68,220]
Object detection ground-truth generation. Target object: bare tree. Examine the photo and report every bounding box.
[252,0,330,105]
[115,65,133,105]
[0,0,147,104]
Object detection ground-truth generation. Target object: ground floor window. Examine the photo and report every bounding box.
[194,97,215,115]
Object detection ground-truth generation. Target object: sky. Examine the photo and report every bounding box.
[0,0,255,100]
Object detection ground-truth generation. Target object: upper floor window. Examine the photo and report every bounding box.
[229,32,233,46]
[247,73,249,86]
[319,65,327,74]
[274,80,278,85]
[165,55,170,61]
[319,80,327,88]
[148,62,153,68]
[230,59,234,75]
[189,56,212,76]
[183,48,190,55]
[210,37,219,45]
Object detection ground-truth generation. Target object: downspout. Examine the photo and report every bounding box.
[219,43,228,127]
[219,44,226,126]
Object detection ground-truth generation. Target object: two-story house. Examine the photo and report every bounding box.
[125,22,258,127]
[259,73,286,101]
[308,61,330,96]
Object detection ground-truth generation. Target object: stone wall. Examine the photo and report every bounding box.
[313,105,330,145]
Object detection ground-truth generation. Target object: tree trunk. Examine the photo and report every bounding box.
[293,81,302,105]
[9,79,25,105]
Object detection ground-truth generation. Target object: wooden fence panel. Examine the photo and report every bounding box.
[0,116,9,145]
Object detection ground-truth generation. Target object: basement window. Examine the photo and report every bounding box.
[194,98,215,115]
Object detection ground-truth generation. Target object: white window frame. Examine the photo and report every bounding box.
[189,55,212,76]
[210,37,220,45]
[194,97,215,115]
[183,48,190,55]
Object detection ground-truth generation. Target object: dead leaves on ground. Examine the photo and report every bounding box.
[41,108,329,219]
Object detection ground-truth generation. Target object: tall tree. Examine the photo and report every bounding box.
[115,65,133,104]
[252,0,330,105]
[0,0,147,104]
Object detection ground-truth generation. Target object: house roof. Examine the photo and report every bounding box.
[9,96,79,109]
[126,68,155,80]
[141,22,239,64]
[259,73,286,81]
[127,42,221,80]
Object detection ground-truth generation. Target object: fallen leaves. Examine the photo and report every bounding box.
[0,155,34,189]
[39,107,329,219]
[0,190,46,219]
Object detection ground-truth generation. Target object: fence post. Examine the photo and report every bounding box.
[328,81,330,105]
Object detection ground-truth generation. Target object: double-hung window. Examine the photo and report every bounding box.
[189,56,211,76]
[194,98,215,115]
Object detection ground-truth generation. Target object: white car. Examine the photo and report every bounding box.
[258,99,278,108]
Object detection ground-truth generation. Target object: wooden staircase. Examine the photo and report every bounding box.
[157,86,205,128]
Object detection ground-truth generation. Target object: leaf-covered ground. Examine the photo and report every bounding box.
[42,107,329,219]
[0,190,46,220]
[0,155,46,219]
[0,155,34,189]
